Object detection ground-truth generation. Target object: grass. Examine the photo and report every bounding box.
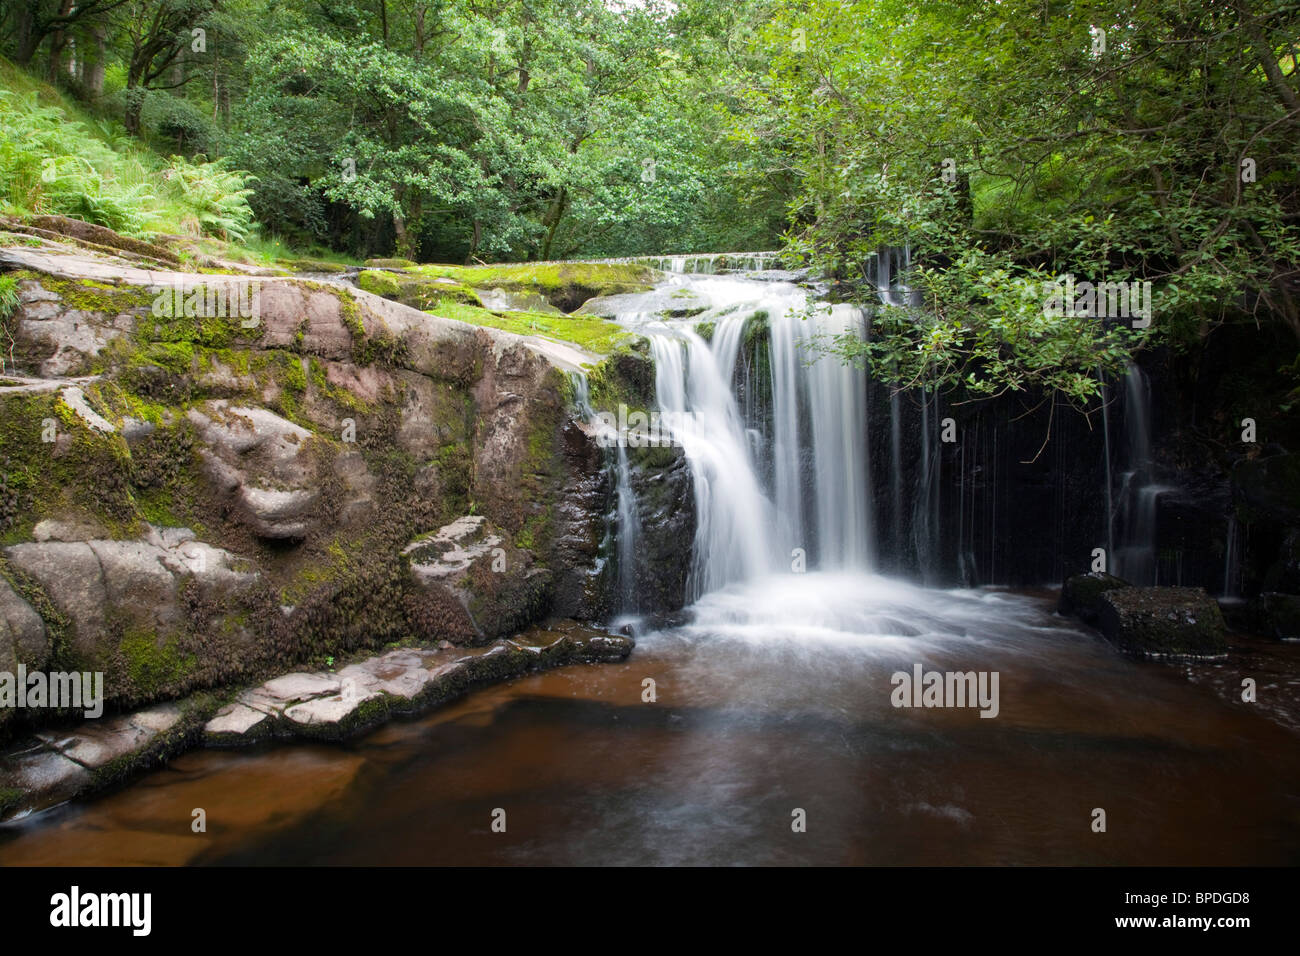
[427,299,637,355]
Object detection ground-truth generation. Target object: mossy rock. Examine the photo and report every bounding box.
[1058,571,1129,625]
[365,258,418,270]
[357,269,402,298]
[1097,586,1228,657]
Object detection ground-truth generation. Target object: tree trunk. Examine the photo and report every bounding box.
[540,188,568,261]
[13,2,41,66]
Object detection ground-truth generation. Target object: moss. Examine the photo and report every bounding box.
[0,555,71,665]
[0,391,137,543]
[427,299,635,355]
[586,349,655,413]
[0,787,23,817]
[119,627,197,698]
[14,272,155,315]
[365,258,417,270]
[409,261,654,309]
[357,269,402,298]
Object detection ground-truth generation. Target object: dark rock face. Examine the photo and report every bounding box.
[1058,572,1129,626]
[1233,453,1300,525]
[624,447,696,612]
[1096,586,1228,656]
[550,420,614,620]
[1254,592,1300,640]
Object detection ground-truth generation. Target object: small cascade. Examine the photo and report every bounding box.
[1113,364,1168,584]
[864,246,924,308]
[1222,515,1241,599]
[568,371,643,613]
[596,251,783,275]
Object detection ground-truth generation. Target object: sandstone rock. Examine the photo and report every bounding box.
[4,530,257,699]
[59,385,115,432]
[0,576,49,670]
[188,401,324,539]
[1097,586,1229,656]
[32,516,109,542]
[404,515,553,643]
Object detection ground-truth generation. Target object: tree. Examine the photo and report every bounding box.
[112,0,218,135]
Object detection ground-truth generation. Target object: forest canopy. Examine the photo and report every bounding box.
[2,0,1297,401]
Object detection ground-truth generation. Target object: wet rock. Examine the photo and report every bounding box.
[1097,586,1229,657]
[1254,592,1300,640]
[0,575,48,670]
[1058,572,1130,626]
[0,700,196,819]
[626,447,695,612]
[202,623,632,746]
[404,515,553,643]
[1233,452,1300,525]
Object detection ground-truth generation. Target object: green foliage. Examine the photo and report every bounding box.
[754,0,1300,403]
[0,58,256,241]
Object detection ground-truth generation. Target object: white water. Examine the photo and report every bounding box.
[591,268,874,601]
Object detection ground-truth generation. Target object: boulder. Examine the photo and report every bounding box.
[1058,572,1130,625]
[1097,586,1229,656]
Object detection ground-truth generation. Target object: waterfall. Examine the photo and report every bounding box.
[600,268,875,601]
[569,371,642,613]
[1113,364,1170,584]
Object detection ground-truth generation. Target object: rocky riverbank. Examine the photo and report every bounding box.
[0,217,692,818]
[0,620,630,821]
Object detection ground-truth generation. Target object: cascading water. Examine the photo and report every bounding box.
[569,372,642,613]
[1112,364,1172,584]
[593,269,874,600]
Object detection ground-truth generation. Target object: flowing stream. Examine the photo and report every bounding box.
[2,257,1297,865]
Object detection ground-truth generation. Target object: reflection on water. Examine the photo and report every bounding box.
[2,575,1298,866]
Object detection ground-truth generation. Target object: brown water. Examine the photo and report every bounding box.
[1,576,1298,866]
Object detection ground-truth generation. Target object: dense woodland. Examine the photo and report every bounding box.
[1,0,1298,402]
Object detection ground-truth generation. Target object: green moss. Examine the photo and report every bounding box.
[585,350,656,413]
[14,272,155,315]
[358,269,402,298]
[427,299,635,355]
[0,391,137,543]
[0,787,23,816]
[409,261,654,305]
[119,627,197,697]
